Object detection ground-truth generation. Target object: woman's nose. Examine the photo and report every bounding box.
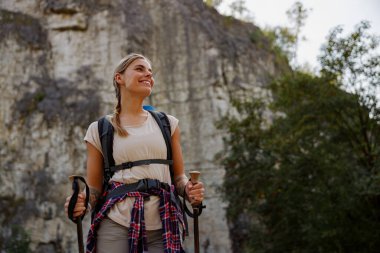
[145,71,152,78]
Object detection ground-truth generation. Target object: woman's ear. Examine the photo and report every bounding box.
[115,73,123,85]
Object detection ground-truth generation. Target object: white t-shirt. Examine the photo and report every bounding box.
[84,112,178,230]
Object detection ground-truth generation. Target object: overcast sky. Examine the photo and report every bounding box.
[217,0,380,70]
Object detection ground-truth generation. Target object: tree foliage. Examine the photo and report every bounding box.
[263,2,310,68]
[286,1,309,66]
[320,21,380,121]
[204,0,224,8]
[219,22,380,253]
[228,0,248,19]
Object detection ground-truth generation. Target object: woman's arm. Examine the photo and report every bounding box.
[171,126,204,204]
[86,142,104,211]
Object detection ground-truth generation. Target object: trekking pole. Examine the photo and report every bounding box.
[68,175,89,253]
[189,171,201,253]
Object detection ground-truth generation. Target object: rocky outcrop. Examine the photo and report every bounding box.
[0,0,287,252]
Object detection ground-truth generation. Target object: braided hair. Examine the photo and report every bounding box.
[112,53,152,136]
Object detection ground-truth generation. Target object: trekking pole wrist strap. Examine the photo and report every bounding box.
[68,175,90,223]
[183,188,206,218]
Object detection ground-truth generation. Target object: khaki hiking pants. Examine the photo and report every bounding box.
[96,217,164,253]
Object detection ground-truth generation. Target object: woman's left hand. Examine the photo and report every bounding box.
[185,180,205,205]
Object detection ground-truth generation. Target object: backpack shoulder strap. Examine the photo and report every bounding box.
[148,110,174,182]
[98,112,174,185]
[97,116,115,184]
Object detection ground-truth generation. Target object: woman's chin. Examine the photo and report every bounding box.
[127,86,152,98]
[138,88,152,97]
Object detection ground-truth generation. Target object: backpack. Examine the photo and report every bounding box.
[97,110,174,189]
[95,109,195,235]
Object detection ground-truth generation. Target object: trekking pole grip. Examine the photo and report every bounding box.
[189,171,200,185]
[189,171,206,211]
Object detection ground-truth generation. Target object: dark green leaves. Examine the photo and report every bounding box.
[219,22,380,252]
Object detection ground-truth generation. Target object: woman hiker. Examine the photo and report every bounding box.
[64,53,205,253]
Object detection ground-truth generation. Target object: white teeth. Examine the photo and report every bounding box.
[141,81,150,86]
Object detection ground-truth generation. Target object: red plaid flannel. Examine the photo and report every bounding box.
[86,181,186,253]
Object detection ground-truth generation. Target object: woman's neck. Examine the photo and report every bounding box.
[119,94,146,117]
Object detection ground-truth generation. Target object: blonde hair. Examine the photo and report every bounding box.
[112,53,151,136]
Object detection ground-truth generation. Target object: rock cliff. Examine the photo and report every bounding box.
[0,0,287,252]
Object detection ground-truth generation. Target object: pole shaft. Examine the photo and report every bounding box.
[77,219,84,253]
[190,171,201,253]
[193,208,200,253]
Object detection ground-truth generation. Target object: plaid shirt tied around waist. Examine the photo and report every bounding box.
[86,181,186,253]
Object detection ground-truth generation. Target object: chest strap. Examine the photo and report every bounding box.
[106,159,173,174]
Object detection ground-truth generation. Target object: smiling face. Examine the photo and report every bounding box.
[115,58,155,97]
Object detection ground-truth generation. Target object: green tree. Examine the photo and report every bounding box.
[320,21,380,125]
[204,0,223,8]
[206,0,253,22]
[286,1,309,66]
[228,0,248,19]
[219,22,380,253]
[264,2,310,68]
[263,26,297,64]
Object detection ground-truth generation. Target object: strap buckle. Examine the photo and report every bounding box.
[147,179,160,190]
[136,179,148,192]
[135,179,161,192]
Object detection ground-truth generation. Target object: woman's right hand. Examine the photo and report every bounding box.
[64,192,87,218]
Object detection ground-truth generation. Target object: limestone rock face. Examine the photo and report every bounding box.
[0,0,286,252]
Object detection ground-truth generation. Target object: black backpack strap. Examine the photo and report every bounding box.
[148,111,189,234]
[110,159,173,173]
[148,110,174,183]
[98,116,115,185]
